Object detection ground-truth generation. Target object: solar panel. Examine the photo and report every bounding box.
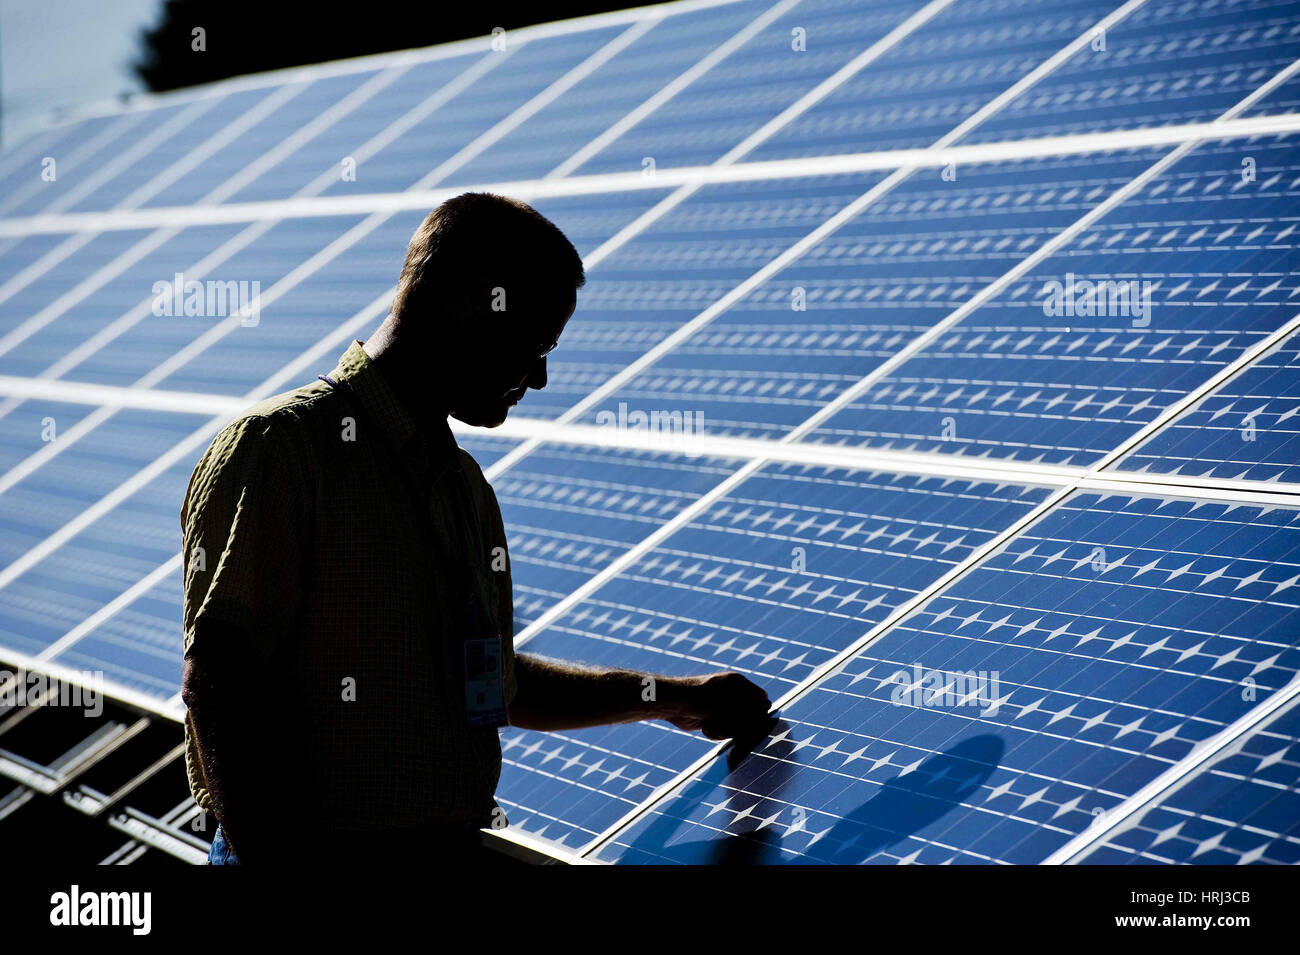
[592,491,1300,863]
[0,0,1298,867]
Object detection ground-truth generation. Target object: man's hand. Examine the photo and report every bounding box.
[509,655,774,741]
[665,671,773,742]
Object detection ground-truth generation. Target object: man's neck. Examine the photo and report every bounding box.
[362,326,451,436]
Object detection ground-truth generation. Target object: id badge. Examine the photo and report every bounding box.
[464,635,508,727]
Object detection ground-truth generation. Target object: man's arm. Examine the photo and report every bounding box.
[181,623,299,865]
[179,412,309,864]
[508,653,773,742]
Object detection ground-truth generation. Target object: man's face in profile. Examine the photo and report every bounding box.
[447,291,577,428]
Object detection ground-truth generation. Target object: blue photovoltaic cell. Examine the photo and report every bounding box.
[50,567,188,701]
[593,492,1300,864]
[0,228,160,345]
[0,111,152,216]
[964,0,1300,143]
[59,89,284,215]
[0,450,201,660]
[314,27,627,197]
[754,0,1300,159]
[0,233,78,280]
[1248,71,1300,118]
[521,172,889,422]
[0,410,210,583]
[143,212,427,396]
[134,75,382,210]
[13,217,362,388]
[806,134,1300,464]
[573,147,1173,440]
[568,0,929,176]
[0,123,87,206]
[219,56,483,205]
[456,434,524,472]
[749,0,1118,159]
[496,465,1049,848]
[494,444,742,630]
[0,110,159,220]
[0,222,260,381]
[0,400,102,477]
[1079,693,1300,864]
[1115,329,1300,484]
[439,2,762,186]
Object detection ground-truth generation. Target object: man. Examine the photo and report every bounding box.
[181,192,772,866]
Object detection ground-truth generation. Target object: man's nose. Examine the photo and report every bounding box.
[526,357,547,390]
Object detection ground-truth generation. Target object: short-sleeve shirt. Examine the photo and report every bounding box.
[181,340,516,830]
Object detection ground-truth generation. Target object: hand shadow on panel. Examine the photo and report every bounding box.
[628,730,1004,865]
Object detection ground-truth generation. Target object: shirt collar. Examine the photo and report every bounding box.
[326,340,460,470]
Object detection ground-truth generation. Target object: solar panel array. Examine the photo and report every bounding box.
[0,0,1298,865]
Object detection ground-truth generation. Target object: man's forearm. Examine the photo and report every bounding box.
[508,653,691,731]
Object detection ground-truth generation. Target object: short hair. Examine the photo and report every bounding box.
[391,192,585,325]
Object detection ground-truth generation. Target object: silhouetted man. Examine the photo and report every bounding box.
[181,192,771,866]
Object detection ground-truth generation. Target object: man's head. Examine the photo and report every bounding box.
[386,192,584,427]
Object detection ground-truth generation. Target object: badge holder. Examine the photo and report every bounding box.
[464,599,508,727]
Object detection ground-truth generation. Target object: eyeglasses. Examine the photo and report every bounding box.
[531,337,560,361]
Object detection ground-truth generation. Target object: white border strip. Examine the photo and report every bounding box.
[0,643,185,722]
[2,374,1298,500]
[6,112,1297,237]
[0,375,245,416]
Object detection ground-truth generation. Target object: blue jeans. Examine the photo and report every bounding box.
[207,824,240,865]
[206,821,489,865]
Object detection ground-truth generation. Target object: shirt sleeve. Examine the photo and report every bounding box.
[181,413,310,662]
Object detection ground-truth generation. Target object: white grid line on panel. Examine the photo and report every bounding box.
[10,111,1300,238]
[6,373,1300,501]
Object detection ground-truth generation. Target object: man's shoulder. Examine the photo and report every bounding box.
[194,381,343,483]
[216,380,340,445]
[240,378,339,428]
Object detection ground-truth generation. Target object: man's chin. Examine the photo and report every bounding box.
[451,406,510,429]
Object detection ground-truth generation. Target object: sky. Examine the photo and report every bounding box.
[0,0,160,147]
